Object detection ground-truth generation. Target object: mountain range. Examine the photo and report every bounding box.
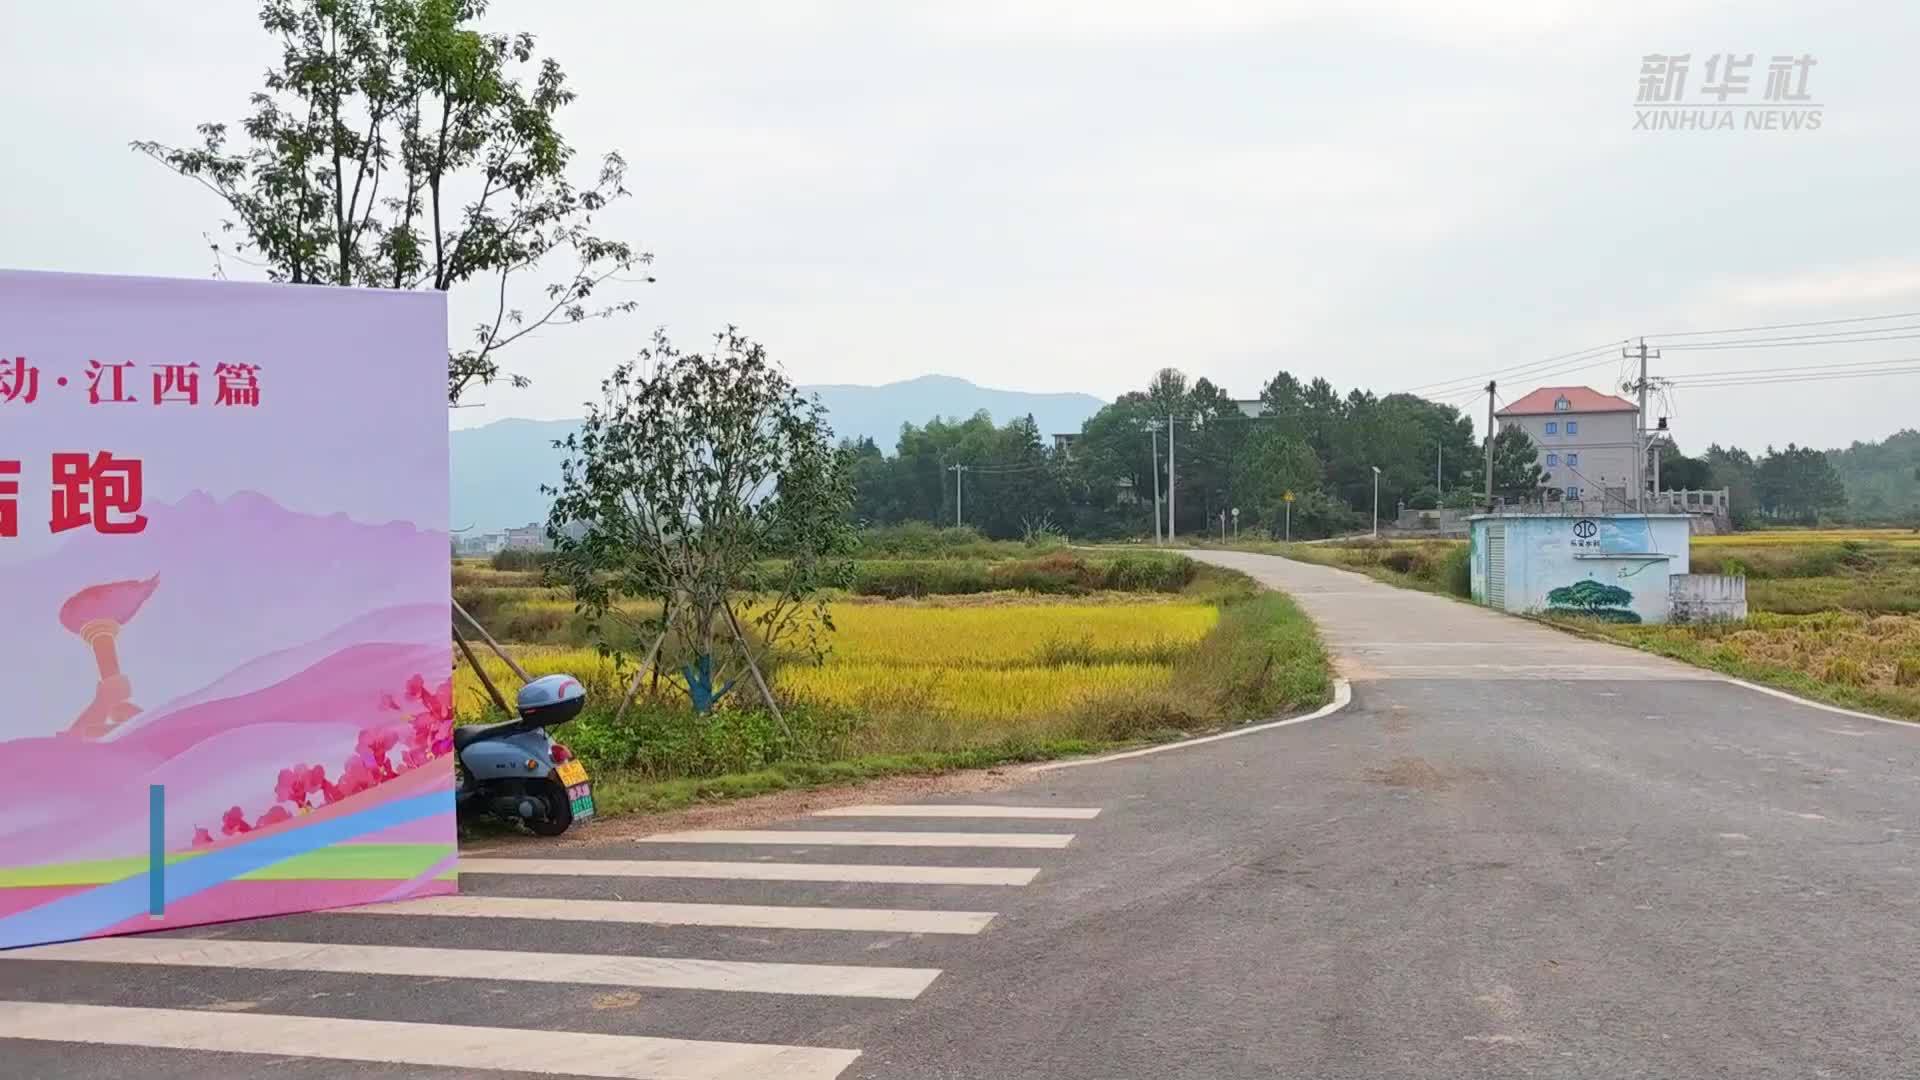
[452,374,1106,532]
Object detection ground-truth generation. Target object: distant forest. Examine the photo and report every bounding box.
[843,368,1920,539]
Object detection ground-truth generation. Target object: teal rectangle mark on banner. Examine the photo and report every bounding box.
[149,784,164,918]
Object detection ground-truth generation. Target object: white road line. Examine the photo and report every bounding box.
[812,805,1100,820]
[636,829,1073,849]
[1032,678,1352,771]
[5,937,942,1000]
[339,894,996,934]
[1726,677,1916,728]
[0,1001,859,1080]
[461,857,1041,886]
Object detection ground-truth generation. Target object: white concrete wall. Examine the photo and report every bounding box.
[1503,410,1637,500]
[1472,515,1692,624]
[1670,574,1748,622]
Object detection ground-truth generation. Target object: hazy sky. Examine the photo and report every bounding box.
[6,1,1917,452]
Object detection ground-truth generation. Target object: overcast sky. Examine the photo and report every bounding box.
[7,1,1917,452]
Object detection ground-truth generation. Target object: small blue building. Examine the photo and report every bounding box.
[1469,513,1694,624]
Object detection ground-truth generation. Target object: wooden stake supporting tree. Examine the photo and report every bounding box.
[545,328,856,732]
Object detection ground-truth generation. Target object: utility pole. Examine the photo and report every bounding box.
[1166,413,1177,541]
[1484,380,1496,502]
[948,464,969,526]
[1150,428,1163,544]
[1624,338,1660,512]
[1436,444,1443,497]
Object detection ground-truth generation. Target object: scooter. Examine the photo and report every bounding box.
[454,673,594,836]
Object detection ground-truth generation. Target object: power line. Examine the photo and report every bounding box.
[1404,341,1625,396]
[1660,355,1920,380]
[1659,326,1920,351]
[1666,364,1920,389]
[1645,309,1920,340]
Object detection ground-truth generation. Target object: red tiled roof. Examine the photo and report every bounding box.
[1496,385,1637,416]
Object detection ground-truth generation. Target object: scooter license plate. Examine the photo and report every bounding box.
[554,760,589,786]
[566,782,595,821]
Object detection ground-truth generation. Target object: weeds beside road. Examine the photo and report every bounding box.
[455,542,1331,818]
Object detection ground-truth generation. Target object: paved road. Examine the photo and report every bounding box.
[6,550,1920,1078]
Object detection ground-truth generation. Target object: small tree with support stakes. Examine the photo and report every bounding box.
[544,328,856,729]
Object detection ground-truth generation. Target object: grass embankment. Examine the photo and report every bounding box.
[455,555,1330,817]
[1267,538,1472,598]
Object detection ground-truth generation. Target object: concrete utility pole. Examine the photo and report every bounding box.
[1484,380,1497,502]
[948,464,969,526]
[1150,428,1163,544]
[1371,465,1382,538]
[1437,444,1443,497]
[1623,338,1660,512]
[1166,414,1176,541]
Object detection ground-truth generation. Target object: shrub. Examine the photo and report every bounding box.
[491,548,557,572]
[1439,543,1472,597]
[1823,656,1867,685]
[1896,657,1920,688]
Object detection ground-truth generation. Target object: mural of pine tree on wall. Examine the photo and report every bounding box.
[1545,580,1642,623]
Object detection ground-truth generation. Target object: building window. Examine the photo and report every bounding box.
[1554,396,1571,411]
[1566,420,1578,435]
[1566,486,1582,499]
[1546,453,1560,466]
[1544,421,1557,435]
[1566,452,1578,467]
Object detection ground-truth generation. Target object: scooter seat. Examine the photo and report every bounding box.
[454,718,534,752]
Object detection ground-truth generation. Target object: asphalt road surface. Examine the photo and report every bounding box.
[5,550,1919,1078]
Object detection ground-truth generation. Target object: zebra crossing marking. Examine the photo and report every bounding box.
[4,936,943,999]
[339,893,997,934]
[813,805,1100,820]
[461,856,1042,886]
[637,829,1074,849]
[0,1001,860,1080]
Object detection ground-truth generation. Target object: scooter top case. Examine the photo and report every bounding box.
[454,674,585,750]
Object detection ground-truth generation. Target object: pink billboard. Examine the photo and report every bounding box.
[0,270,451,948]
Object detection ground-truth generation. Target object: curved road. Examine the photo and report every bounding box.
[854,549,1920,1078]
[7,549,1918,1079]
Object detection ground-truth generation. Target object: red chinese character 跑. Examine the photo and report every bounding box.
[50,451,147,535]
[214,363,261,407]
[86,360,138,405]
[0,357,37,404]
[153,362,200,405]
[0,460,19,538]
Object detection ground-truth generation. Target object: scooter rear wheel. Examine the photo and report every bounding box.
[524,776,574,836]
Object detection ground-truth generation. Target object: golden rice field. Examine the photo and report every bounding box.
[1694,528,1920,547]
[453,599,1221,726]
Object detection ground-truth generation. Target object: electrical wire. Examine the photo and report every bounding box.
[1659,355,1920,380]
[1659,327,1920,351]
[1404,341,1626,396]
[1666,364,1920,389]
[1645,310,1920,340]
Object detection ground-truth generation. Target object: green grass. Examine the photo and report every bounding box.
[586,741,1104,817]
[1266,538,1472,598]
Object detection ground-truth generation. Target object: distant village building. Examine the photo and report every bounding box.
[1495,386,1639,506]
[503,523,549,551]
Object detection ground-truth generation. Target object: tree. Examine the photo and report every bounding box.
[1705,444,1759,526]
[134,0,649,402]
[545,329,855,719]
[1654,443,1715,491]
[1465,425,1548,501]
[1545,580,1639,622]
[1756,444,1847,522]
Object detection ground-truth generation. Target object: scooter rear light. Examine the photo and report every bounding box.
[550,743,572,764]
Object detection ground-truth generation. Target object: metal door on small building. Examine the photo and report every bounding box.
[1486,524,1507,610]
